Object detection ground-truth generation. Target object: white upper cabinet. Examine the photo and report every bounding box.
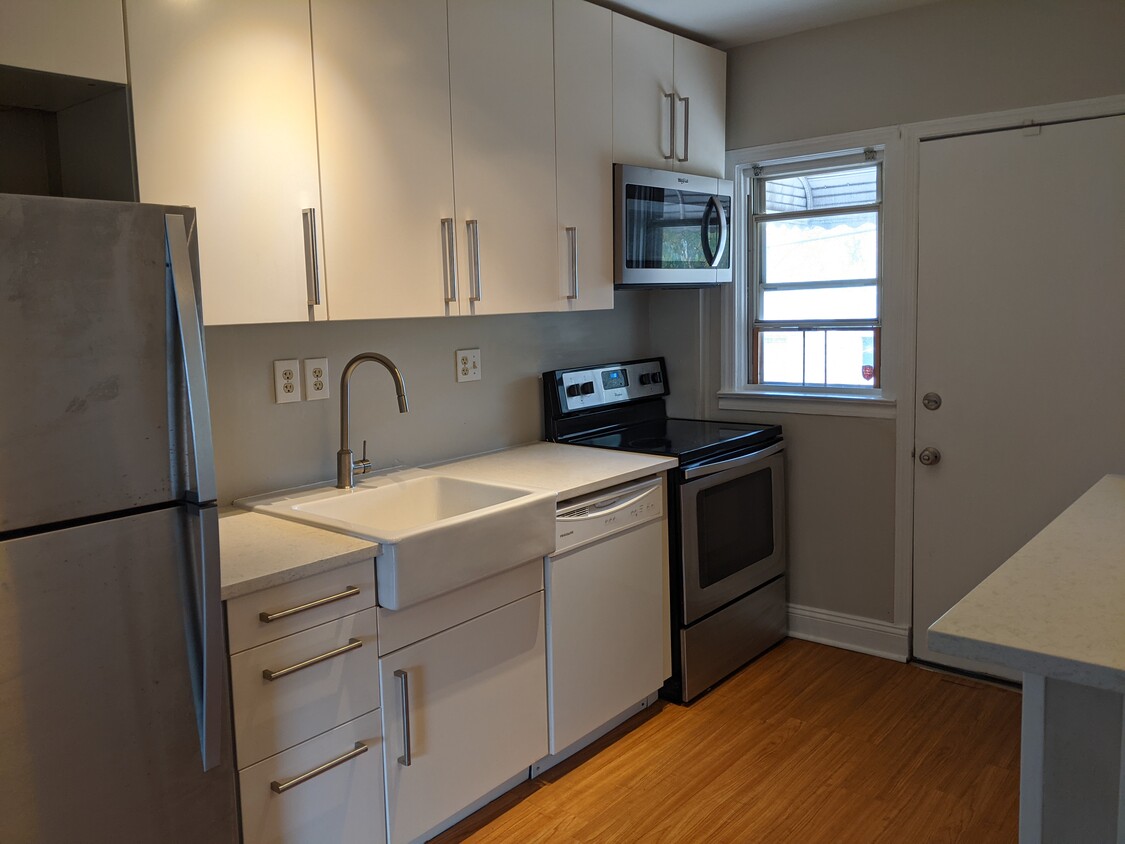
[612,14,727,178]
[553,0,614,312]
[310,0,456,320]
[0,0,125,82]
[128,0,326,326]
[448,0,560,316]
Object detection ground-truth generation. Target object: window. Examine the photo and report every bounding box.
[750,149,882,390]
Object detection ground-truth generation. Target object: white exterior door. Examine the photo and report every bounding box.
[912,115,1125,675]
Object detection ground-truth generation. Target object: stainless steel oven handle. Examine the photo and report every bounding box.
[681,441,784,481]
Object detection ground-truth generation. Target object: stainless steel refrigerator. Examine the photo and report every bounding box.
[0,194,240,842]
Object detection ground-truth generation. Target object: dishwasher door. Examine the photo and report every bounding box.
[546,477,666,755]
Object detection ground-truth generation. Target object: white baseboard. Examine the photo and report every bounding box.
[788,603,910,662]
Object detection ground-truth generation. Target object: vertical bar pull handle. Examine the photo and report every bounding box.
[566,226,579,300]
[394,669,412,766]
[302,208,321,306]
[676,94,690,163]
[663,92,676,160]
[466,220,482,303]
[441,218,458,304]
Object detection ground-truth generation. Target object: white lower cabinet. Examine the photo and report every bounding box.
[380,592,549,844]
[239,709,386,844]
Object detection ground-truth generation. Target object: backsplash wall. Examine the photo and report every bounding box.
[205,295,653,503]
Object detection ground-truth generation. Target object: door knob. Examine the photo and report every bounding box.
[918,447,942,466]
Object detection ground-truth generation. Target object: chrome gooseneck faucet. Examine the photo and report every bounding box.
[337,352,409,489]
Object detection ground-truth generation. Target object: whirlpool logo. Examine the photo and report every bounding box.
[677,177,689,184]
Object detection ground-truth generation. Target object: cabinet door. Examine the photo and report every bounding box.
[311,0,457,320]
[239,710,386,844]
[128,0,325,325]
[553,0,614,312]
[0,0,125,82]
[672,35,727,178]
[612,13,674,169]
[380,593,548,844]
[448,0,560,315]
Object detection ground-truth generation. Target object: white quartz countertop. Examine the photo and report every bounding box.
[928,474,1125,692]
[219,508,380,601]
[428,441,678,501]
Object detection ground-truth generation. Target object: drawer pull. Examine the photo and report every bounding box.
[270,742,369,794]
[261,638,363,681]
[258,586,362,623]
[395,669,412,767]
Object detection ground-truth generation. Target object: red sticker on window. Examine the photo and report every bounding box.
[862,365,875,381]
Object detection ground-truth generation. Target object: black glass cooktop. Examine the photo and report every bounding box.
[565,418,781,464]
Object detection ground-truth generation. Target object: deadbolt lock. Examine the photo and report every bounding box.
[922,392,942,411]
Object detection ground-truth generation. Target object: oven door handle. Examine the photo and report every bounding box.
[681,441,784,481]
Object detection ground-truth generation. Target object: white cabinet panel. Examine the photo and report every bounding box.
[0,0,125,82]
[672,35,727,178]
[239,710,386,844]
[310,0,456,320]
[380,593,548,844]
[231,607,379,766]
[448,0,560,316]
[612,13,675,170]
[553,0,614,312]
[128,0,325,325]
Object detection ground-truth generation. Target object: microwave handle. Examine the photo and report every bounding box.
[700,195,729,269]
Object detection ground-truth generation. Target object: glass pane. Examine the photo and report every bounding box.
[761,211,878,284]
[761,165,878,214]
[825,330,877,386]
[761,285,877,321]
[758,329,877,388]
[696,468,774,588]
[623,185,730,270]
[759,331,803,384]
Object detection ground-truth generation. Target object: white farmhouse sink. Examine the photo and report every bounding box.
[237,469,555,610]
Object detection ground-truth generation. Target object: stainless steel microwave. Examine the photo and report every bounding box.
[614,164,734,288]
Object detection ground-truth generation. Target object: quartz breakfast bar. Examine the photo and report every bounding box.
[928,474,1125,843]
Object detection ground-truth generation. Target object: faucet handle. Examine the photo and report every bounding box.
[354,439,371,477]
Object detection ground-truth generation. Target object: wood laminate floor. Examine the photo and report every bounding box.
[433,639,1021,843]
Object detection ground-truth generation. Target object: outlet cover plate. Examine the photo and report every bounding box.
[456,348,481,382]
[273,359,302,403]
[303,357,330,400]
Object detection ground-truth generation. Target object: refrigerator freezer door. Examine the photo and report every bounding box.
[0,195,187,532]
[0,506,239,843]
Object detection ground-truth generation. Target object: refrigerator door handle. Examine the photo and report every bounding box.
[165,214,217,505]
[185,504,224,772]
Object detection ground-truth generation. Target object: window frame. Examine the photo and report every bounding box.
[721,129,903,418]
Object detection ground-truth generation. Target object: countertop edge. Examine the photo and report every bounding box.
[221,545,378,601]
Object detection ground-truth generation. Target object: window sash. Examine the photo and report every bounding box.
[751,326,881,388]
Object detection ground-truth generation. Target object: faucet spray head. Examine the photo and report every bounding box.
[397,393,409,413]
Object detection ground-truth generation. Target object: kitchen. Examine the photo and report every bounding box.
[1,0,1123,842]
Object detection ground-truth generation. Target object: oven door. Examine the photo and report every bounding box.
[678,441,786,625]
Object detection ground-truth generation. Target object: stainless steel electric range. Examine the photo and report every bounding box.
[543,357,788,703]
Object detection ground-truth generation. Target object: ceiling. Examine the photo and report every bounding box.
[591,0,945,49]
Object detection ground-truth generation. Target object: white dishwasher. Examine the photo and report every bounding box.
[545,475,667,757]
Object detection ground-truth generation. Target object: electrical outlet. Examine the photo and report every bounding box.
[456,348,481,382]
[272,359,302,403]
[302,357,330,400]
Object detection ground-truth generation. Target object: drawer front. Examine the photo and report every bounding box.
[239,709,386,844]
[232,607,379,767]
[227,560,376,653]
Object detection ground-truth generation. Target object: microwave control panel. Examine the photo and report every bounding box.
[555,358,667,412]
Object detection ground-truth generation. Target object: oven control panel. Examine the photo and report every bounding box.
[553,358,667,412]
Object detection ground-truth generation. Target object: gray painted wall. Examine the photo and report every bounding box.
[206,297,653,503]
[652,0,1125,622]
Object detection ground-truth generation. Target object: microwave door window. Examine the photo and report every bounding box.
[625,185,714,270]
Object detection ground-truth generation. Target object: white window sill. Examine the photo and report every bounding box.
[717,389,897,419]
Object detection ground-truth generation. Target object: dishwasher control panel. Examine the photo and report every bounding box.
[554,476,664,556]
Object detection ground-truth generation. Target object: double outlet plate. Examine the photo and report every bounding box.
[273,358,330,404]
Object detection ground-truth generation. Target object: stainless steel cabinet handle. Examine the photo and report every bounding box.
[302,208,322,306]
[664,92,676,160]
[466,220,482,303]
[262,638,362,681]
[676,94,690,162]
[270,742,368,794]
[395,669,412,766]
[441,218,459,303]
[566,226,579,300]
[258,586,361,623]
